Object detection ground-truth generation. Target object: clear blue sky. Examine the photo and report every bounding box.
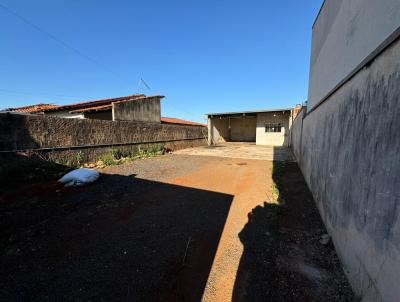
[0,0,322,123]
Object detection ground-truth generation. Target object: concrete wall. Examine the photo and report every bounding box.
[230,116,256,142]
[292,34,400,302]
[210,117,230,144]
[112,96,161,122]
[308,0,400,111]
[290,108,304,160]
[256,111,290,146]
[0,112,207,162]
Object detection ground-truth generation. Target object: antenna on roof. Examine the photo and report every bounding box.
[137,78,151,91]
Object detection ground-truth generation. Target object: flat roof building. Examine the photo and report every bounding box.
[206,106,301,146]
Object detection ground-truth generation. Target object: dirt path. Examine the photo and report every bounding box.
[0,153,354,301]
[171,157,273,301]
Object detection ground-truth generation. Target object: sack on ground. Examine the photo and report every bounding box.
[58,168,100,187]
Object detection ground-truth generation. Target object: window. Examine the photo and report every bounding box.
[265,123,282,133]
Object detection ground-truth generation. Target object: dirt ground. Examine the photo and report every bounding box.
[0,152,354,301]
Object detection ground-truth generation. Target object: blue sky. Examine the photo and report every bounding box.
[0,0,323,123]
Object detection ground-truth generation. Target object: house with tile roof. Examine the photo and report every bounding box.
[5,94,205,127]
[4,103,59,113]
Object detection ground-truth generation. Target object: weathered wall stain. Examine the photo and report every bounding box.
[292,38,400,301]
[305,71,400,246]
[112,96,161,123]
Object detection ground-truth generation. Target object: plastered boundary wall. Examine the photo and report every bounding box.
[0,113,206,163]
[308,0,400,110]
[291,37,400,301]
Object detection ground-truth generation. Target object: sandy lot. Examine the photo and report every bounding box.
[0,151,354,301]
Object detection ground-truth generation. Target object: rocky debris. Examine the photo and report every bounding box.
[320,234,331,245]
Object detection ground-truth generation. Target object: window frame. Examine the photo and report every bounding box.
[265,123,283,133]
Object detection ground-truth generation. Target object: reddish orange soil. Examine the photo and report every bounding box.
[0,154,354,301]
[171,158,274,301]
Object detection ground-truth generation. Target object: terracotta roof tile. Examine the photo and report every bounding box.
[161,117,206,127]
[42,94,146,112]
[69,95,165,114]
[5,94,166,115]
[7,104,59,113]
[69,104,112,114]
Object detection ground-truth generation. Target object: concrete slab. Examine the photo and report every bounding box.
[174,142,295,161]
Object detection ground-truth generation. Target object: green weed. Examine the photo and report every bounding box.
[93,145,165,169]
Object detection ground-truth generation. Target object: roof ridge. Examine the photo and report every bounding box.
[42,94,147,112]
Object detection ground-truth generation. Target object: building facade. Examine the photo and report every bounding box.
[206,108,299,146]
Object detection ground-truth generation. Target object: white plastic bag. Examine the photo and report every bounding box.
[58,168,100,187]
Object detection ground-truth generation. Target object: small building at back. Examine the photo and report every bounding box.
[206,107,301,146]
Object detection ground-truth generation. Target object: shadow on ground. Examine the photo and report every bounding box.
[0,168,233,301]
[0,153,72,194]
[232,150,355,301]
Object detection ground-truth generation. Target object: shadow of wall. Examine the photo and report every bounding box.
[231,153,355,301]
[0,113,70,194]
[0,113,40,150]
[0,172,233,302]
[0,112,207,192]
[0,152,72,194]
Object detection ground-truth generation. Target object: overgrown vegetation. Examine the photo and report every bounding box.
[85,144,165,169]
[75,151,84,166]
[270,161,286,205]
[0,144,166,193]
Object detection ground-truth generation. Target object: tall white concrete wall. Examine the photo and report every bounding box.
[290,108,304,160]
[308,0,400,111]
[293,4,400,300]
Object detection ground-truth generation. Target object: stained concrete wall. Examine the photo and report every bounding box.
[210,118,230,144]
[256,111,290,146]
[112,96,161,122]
[308,0,400,111]
[290,108,304,160]
[230,116,256,142]
[292,35,400,302]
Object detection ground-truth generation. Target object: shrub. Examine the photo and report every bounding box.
[100,152,116,166]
